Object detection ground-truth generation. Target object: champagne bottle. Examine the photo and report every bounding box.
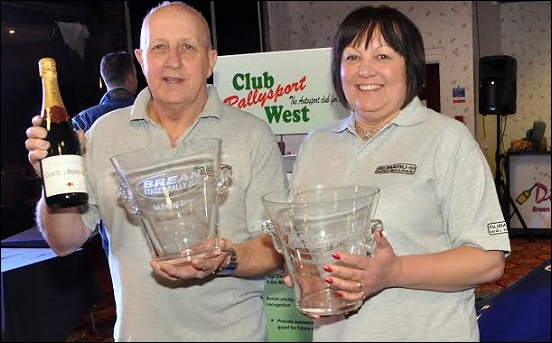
[38,57,88,208]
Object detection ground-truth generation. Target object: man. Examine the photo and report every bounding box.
[25,2,286,341]
[72,50,138,131]
[72,51,138,256]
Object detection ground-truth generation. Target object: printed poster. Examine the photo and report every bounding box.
[508,153,551,230]
[263,275,313,342]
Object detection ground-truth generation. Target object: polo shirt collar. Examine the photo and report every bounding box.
[129,85,223,122]
[331,96,428,134]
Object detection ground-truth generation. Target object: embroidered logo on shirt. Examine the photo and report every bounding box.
[487,221,508,235]
[375,163,417,175]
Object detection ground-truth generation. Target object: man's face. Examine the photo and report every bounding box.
[135,5,217,106]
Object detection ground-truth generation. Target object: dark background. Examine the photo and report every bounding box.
[1,1,265,169]
[1,1,265,238]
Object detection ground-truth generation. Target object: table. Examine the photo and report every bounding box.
[477,258,551,341]
[1,246,103,342]
[1,226,49,248]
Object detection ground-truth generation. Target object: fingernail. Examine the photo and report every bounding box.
[377,230,383,238]
[324,277,333,284]
[332,253,341,260]
[323,265,332,272]
[337,291,344,297]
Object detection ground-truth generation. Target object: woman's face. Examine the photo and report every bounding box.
[340,31,407,124]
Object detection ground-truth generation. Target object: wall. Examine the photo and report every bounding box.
[265,1,551,173]
[500,2,551,151]
[474,1,501,164]
[475,1,551,171]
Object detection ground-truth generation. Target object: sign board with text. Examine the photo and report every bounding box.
[213,48,349,135]
[263,275,313,342]
[508,152,551,230]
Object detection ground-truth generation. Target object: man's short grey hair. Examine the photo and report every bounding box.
[139,1,212,50]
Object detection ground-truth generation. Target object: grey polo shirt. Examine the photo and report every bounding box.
[291,97,511,342]
[82,85,287,341]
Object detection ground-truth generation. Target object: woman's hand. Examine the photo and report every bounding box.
[323,230,401,301]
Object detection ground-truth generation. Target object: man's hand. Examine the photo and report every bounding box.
[25,115,49,177]
[25,115,87,177]
[150,237,233,281]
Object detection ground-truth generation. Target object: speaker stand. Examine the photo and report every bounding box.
[494,115,531,239]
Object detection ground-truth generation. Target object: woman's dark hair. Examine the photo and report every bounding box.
[331,5,426,109]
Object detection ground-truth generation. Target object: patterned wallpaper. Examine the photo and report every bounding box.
[265,1,551,166]
[500,1,551,151]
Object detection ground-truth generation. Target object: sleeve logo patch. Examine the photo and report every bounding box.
[487,221,508,235]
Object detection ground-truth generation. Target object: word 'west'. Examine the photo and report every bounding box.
[223,72,310,124]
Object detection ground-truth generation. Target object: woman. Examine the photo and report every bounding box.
[289,5,511,341]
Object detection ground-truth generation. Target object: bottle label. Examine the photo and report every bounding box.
[42,155,88,195]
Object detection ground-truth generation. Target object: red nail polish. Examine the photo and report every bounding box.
[337,291,344,297]
[332,253,341,260]
[323,265,332,272]
[324,277,333,284]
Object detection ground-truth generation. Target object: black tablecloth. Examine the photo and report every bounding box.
[1,246,104,342]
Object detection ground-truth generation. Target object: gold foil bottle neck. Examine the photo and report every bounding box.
[39,57,57,78]
[39,57,68,123]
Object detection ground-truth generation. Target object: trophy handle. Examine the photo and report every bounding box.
[365,219,384,257]
[262,219,284,254]
[115,183,140,215]
[216,164,233,196]
[193,164,233,196]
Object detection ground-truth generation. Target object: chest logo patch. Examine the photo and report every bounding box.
[375,163,417,175]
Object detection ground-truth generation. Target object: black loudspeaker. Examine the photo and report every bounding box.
[479,55,517,115]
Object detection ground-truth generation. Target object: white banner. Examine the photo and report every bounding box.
[214,48,349,135]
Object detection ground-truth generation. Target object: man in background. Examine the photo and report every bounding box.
[72,50,138,255]
[72,50,138,131]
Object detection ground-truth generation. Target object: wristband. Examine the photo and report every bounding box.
[215,247,238,276]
